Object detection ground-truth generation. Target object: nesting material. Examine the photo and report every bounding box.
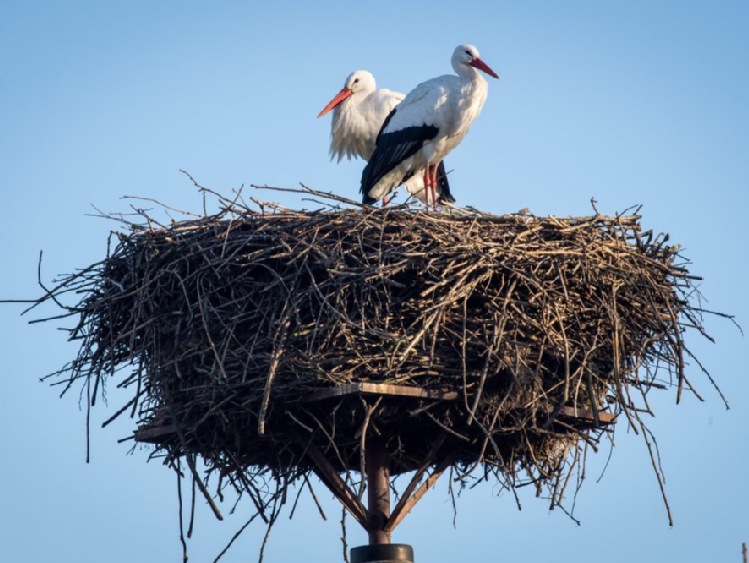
[37,186,720,524]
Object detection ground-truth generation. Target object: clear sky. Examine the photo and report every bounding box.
[1,1,747,562]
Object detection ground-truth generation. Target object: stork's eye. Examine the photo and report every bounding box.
[353,78,360,84]
[465,49,472,56]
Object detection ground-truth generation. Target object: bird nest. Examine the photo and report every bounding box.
[33,182,725,541]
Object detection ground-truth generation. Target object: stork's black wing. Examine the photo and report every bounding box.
[360,108,439,205]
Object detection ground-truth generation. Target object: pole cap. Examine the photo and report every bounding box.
[351,544,414,563]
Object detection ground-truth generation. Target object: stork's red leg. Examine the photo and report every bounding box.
[432,164,437,211]
[427,164,438,212]
[422,167,432,210]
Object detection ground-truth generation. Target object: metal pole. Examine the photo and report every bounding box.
[366,438,391,545]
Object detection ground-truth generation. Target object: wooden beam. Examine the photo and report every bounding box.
[304,383,614,426]
[133,423,177,443]
[304,382,458,403]
[559,406,616,425]
[385,456,450,533]
[299,439,370,530]
[132,403,614,449]
[384,434,446,533]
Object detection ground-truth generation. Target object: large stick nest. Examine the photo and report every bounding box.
[36,184,724,526]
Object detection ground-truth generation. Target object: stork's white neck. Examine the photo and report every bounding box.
[463,73,489,123]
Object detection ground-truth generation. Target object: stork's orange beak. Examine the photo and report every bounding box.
[469,58,499,79]
[317,87,353,117]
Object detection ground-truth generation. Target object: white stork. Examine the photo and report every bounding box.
[318,70,454,205]
[360,44,498,208]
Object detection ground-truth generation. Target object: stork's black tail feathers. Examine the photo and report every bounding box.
[360,161,379,205]
[435,160,455,204]
[361,163,380,205]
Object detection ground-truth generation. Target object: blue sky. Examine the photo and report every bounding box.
[1,1,747,561]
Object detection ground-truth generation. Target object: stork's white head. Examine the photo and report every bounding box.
[344,70,376,93]
[318,70,376,118]
[452,44,499,79]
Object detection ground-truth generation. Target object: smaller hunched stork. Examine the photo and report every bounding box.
[318,70,454,205]
[360,44,498,208]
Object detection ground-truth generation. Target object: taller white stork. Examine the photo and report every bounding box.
[318,70,454,205]
[360,44,498,207]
